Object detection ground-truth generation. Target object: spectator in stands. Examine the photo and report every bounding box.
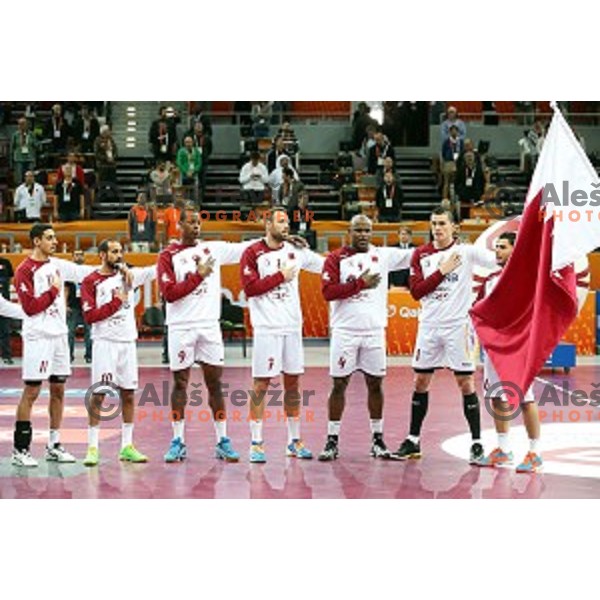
[251,101,272,138]
[44,103,70,153]
[375,170,404,223]
[0,255,15,364]
[376,156,397,187]
[10,117,37,186]
[65,249,91,363]
[388,227,414,288]
[94,125,118,184]
[278,167,304,208]
[269,155,298,201]
[149,106,177,161]
[441,125,464,198]
[455,151,485,219]
[57,152,85,186]
[176,136,202,189]
[356,125,377,171]
[267,134,289,173]
[352,102,378,150]
[288,188,316,249]
[441,106,466,141]
[163,198,184,244]
[367,129,395,175]
[189,103,213,136]
[128,192,156,252]
[14,171,47,222]
[149,161,173,205]
[55,165,84,222]
[456,138,482,173]
[186,121,213,195]
[72,104,100,153]
[239,151,269,206]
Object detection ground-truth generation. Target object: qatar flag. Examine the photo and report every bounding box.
[470,103,600,403]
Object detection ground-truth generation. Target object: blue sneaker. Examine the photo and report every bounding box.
[286,439,313,459]
[164,437,187,463]
[215,437,240,462]
[249,441,266,463]
[478,447,514,468]
[516,452,543,473]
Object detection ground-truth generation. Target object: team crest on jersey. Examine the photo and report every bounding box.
[243,266,252,276]
[161,273,171,283]
[203,248,211,255]
[288,252,295,260]
[322,271,331,281]
[371,255,379,263]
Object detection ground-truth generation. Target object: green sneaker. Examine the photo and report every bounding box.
[83,447,99,467]
[119,444,148,463]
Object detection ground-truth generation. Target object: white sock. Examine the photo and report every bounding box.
[498,433,511,453]
[328,421,341,436]
[287,416,300,444]
[530,438,540,453]
[88,426,100,449]
[408,434,419,445]
[250,420,263,444]
[370,419,383,435]
[122,423,133,449]
[172,420,185,443]
[49,429,60,447]
[214,419,227,442]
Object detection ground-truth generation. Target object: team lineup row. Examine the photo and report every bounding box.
[0,206,542,473]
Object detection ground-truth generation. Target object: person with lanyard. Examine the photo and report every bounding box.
[54,165,83,222]
[441,125,464,199]
[128,192,156,253]
[11,118,36,185]
[375,170,403,223]
[367,129,395,175]
[176,136,202,203]
[14,171,47,223]
[45,104,69,153]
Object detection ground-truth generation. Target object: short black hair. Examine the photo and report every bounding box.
[431,205,456,223]
[498,232,516,246]
[98,238,119,254]
[266,207,288,222]
[282,167,295,178]
[178,203,198,224]
[29,223,53,242]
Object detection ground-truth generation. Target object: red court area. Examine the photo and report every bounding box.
[1,365,600,499]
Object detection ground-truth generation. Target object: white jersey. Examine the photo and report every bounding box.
[158,239,252,330]
[81,266,156,342]
[322,244,413,332]
[0,296,24,320]
[410,241,497,328]
[15,256,94,340]
[241,240,324,333]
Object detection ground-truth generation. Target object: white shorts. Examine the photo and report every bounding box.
[252,330,304,378]
[169,324,224,371]
[483,352,534,403]
[330,329,386,378]
[91,339,138,391]
[22,335,71,381]
[412,322,476,372]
